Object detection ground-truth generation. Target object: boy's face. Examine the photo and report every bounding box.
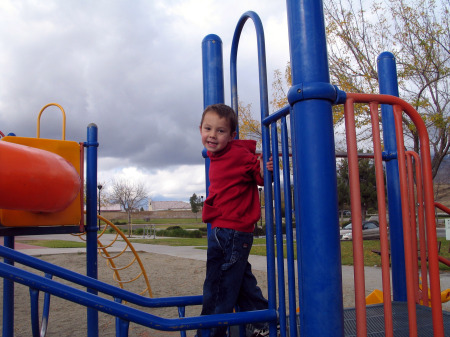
[200,111,236,153]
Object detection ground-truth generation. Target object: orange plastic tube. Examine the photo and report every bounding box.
[0,141,81,213]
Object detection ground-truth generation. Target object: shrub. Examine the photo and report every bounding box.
[166,225,182,231]
[156,227,202,238]
[341,220,351,228]
[253,226,265,237]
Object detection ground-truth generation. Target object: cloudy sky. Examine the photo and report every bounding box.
[0,0,290,202]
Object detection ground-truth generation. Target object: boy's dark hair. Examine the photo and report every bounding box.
[200,104,238,134]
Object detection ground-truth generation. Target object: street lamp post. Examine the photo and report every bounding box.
[97,184,102,229]
[201,195,204,213]
[258,187,263,229]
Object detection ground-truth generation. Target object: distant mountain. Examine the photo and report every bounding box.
[435,156,450,184]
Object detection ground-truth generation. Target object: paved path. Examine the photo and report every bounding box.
[12,233,209,257]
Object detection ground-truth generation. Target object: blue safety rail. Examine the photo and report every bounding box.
[261,105,297,337]
[0,244,277,336]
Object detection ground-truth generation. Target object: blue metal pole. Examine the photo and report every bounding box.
[377,51,406,301]
[85,123,99,336]
[201,34,225,238]
[202,34,225,109]
[285,0,344,336]
[270,124,287,337]
[2,236,14,337]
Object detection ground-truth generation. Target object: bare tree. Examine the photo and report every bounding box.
[109,179,148,237]
[324,0,450,178]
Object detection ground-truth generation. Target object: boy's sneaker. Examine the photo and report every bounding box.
[250,328,269,337]
[250,324,280,337]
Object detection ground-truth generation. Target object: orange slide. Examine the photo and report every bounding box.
[0,141,81,213]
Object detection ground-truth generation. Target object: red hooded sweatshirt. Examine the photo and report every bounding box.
[202,139,264,233]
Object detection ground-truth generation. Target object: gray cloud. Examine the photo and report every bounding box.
[0,0,289,199]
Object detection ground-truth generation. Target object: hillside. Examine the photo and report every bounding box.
[435,184,450,208]
[434,156,449,207]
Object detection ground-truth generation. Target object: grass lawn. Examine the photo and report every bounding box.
[17,236,450,270]
[18,240,86,248]
[130,237,207,246]
[251,238,450,270]
[129,236,450,270]
[111,218,206,229]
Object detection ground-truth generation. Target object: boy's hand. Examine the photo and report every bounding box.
[259,155,274,178]
[266,156,273,172]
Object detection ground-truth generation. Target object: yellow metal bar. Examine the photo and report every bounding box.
[74,214,153,297]
[37,103,66,140]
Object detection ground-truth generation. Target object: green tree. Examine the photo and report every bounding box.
[190,193,203,220]
[270,0,449,177]
[238,101,262,146]
[337,156,382,221]
[238,99,291,169]
[337,159,351,213]
[324,0,450,177]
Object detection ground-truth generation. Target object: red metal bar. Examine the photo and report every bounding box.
[406,153,420,301]
[393,104,418,336]
[343,98,367,336]
[347,93,444,336]
[435,202,450,215]
[397,111,444,336]
[369,102,393,336]
[407,151,429,307]
[438,256,450,266]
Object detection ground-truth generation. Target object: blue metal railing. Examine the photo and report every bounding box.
[0,244,277,335]
[260,104,298,337]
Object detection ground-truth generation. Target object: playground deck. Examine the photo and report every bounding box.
[343,303,450,336]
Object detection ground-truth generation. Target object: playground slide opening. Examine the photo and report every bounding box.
[0,103,83,228]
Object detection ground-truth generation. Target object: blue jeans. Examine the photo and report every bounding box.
[198,227,268,337]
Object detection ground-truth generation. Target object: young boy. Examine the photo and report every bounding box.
[198,103,273,337]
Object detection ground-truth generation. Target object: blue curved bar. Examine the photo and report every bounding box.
[262,105,290,126]
[229,11,278,336]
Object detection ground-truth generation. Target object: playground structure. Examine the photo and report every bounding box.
[1,0,450,336]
